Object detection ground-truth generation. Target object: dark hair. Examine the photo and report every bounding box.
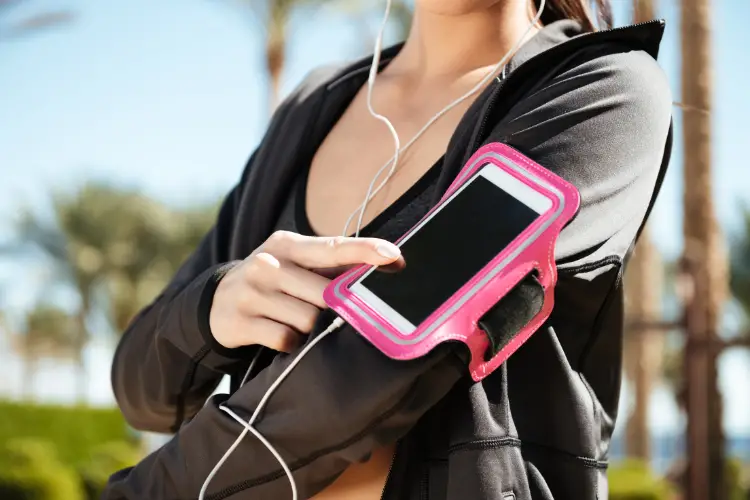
[535,0,613,31]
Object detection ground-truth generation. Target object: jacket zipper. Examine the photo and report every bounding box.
[470,19,664,153]
[380,440,401,500]
[419,465,429,500]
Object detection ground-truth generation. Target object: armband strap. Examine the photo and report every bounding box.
[478,273,545,360]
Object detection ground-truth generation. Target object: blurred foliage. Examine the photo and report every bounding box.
[726,458,748,500]
[78,442,141,500]
[5,182,219,339]
[608,459,674,500]
[666,458,749,500]
[0,400,131,467]
[730,208,750,329]
[0,437,141,500]
[2,182,217,402]
[660,340,684,407]
[21,305,78,359]
[10,305,80,401]
[0,439,84,500]
[0,402,140,499]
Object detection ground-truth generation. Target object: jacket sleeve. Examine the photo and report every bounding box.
[110,153,258,434]
[102,46,672,499]
[110,66,339,434]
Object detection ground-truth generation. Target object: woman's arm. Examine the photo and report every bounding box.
[111,66,341,434]
[103,45,672,499]
[111,156,256,433]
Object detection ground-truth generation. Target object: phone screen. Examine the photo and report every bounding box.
[350,165,551,333]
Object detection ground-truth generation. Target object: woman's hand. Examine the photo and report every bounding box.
[209,230,402,352]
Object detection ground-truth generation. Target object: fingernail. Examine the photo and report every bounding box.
[376,242,401,259]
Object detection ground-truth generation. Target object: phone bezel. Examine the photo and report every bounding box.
[347,164,552,334]
[324,143,581,381]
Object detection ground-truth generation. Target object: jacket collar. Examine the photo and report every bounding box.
[324,19,665,93]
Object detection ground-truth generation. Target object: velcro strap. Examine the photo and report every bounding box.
[478,273,544,360]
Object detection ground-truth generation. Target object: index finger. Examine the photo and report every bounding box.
[264,232,402,270]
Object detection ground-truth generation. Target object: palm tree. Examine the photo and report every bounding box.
[8,184,143,397]
[621,0,663,464]
[103,198,218,333]
[623,228,664,461]
[10,211,100,403]
[233,0,313,109]
[8,181,219,335]
[680,0,727,497]
[632,0,656,24]
[234,0,412,110]
[18,304,78,401]
[4,183,220,404]
[0,310,9,348]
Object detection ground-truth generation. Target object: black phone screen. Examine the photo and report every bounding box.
[357,172,541,327]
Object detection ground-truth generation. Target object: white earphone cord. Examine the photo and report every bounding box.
[199,1,545,498]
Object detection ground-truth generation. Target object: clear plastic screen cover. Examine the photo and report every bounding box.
[325,143,580,381]
[349,165,550,333]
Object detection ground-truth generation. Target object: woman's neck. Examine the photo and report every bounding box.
[387,2,539,82]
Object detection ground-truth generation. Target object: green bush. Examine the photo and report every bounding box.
[726,458,747,500]
[79,441,141,500]
[0,400,131,467]
[0,439,84,500]
[609,459,674,500]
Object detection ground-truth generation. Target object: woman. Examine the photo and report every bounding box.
[104,0,673,498]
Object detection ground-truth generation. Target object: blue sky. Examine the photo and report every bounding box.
[0,0,748,434]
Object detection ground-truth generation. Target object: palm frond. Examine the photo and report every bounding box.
[16,210,68,262]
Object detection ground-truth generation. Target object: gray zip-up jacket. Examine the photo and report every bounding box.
[104,19,673,500]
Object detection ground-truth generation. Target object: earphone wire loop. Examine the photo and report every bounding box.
[342,0,545,238]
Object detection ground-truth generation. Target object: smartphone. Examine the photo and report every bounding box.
[347,163,553,335]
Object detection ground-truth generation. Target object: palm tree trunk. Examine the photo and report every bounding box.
[74,308,88,404]
[623,227,663,461]
[680,0,727,497]
[21,348,37,402]
[622,0,662,464]
[633,0,656,22]
[266,24,285,112]
[269,65,282,111]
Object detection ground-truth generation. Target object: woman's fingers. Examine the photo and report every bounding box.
[274,263,331,308]
[241,317,302,353]
[210,231,405,351]
[261,231,402,270]
[252,290,321,334]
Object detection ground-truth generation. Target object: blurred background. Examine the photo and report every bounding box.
[0,0,748,499]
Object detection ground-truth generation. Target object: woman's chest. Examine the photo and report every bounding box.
[304,90,472,237]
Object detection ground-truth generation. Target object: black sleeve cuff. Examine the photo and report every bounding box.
[196,261,259,361]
